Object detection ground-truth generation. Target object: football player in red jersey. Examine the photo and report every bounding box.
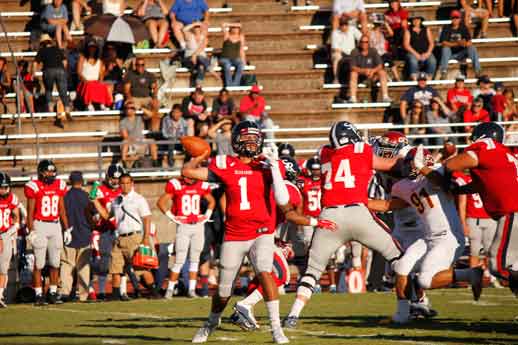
[299,156,322,251]
[283,121,403,329]
[183,121,290,344]
[25,160,70,306]
[0,172,20,308]
[157,176,215,299]
[443,122,518,294]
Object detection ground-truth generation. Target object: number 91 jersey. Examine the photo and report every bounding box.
[165,178,211,217]
[24,179,67,221]
[320,143,373,208]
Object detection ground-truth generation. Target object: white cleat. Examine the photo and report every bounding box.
[164,289,174,300]
[392,311,410,324]
[187,290,199,298]
[272,327,290,344]
[192,319,220,343]
[0,298,6,308]
[235,303,259,329]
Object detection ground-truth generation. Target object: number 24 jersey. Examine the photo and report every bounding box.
[24,179,67,222]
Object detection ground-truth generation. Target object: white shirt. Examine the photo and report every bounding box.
[333,0,365,15]
[111,189,151,235]
[331,26,362,55]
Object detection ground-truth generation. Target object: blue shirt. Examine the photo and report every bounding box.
[64,187,92,248]
[42,4,68,22]
[170,0,208,25]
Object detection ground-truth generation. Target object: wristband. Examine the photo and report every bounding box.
[165,210,176,222]
[309,217,318,227]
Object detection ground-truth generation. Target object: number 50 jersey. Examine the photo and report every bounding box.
[24,179,67,222]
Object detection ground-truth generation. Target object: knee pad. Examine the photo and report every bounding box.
[171,263,183,274]
[297,274,318,298]
[188,262,199,273]
[417,272,433,290]
[218,282,233,298]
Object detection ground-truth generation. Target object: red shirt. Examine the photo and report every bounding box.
[464,108,490,123]
[239,94,265,119]
[464,139,518,217]
[447,88,473,110]
[453,172,490,219]
[491,94,507,114]
[165,178,210,218]
[96,183,122,231]
[24,179,67,222]
[320,142,373,208]
[209,155,284,241]
[0,193,19,233]
[384,8,409,30]
[301,176,322,217]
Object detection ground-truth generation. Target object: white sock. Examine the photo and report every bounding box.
[288,298,306,318]
[0,287,4,298]
[167,280,177,291]
[397,299,410,315]
[189,279,197,292]
[454,268,473,282]
[120,276,127,295]
[240,289,263,307]
[266,300,281,329]
[35,287,42,295]
[49,285,57,294]
[208,312,221,324]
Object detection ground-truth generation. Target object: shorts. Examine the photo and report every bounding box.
[132,96,153,110]
[109,232,143,275]
[467,217,497,257]
[31,220,63,270]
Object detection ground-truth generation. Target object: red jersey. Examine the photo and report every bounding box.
[447,88,473,109]
[165,178,210,217]
[24,179,67,222]
[0,193,19,233]
[95,183,122,231]
[384,9,409,30]
[320,143,373,208]
[209,155,282,241]
[464,109,490,123]
[276,181,302,226]
[301,176,322,217]
[453,172,490,219]
[464,139,518,217]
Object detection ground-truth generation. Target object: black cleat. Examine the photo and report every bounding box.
[471,267,484,301]
[34,294,48,306]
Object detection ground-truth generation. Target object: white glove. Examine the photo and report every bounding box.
[167,242,175,255]
[262,145,279,165]
[413,144,425,171]
[165,211,181,224]
[63,227,73,245]
[197,209,213,225]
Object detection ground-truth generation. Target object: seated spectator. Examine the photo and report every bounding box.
[161,104,188,167]
[399,72,439,124]
[169,0,209,50]
[211,88,236,122]
[123,57,161,132]
[182,22,210,86]
[426,97,456,145]
[446,74,473,119]
[501,88,518,121]
[16,60,36,114]
[102,43,124,97]
[459,0,489,38]
[77,40,113,111]
[0,57,11,114]
[103,0,126,16]
[472,74,495,116]
[403,16,436,80]
[406,100,427,141]
[208,118,234,156]
[136,0,169,48]
[120,101,158,168]
[181,87,209,137]
[41,0,72,49]
[331,16,361,84]
[513,5,518,37]
[463,97,490,133]
[349,35,391,103]
[33,34,71,128]
[220,23,246,87]
[438,10,481,80]
[384,0,408,63]
[368,15,401,82]
[71,0,93,31]
[332,0,367,32]
[239,85,275,140]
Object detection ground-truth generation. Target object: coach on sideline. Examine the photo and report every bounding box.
[93,173,157,300]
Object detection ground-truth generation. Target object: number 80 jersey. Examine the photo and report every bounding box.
[24,179,67,222]
[165,178,211,217]
[320,143,373,208]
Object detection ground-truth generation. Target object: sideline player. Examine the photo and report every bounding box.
[283,121,403,329]
[25,160,70,305]
[442,122,518,293]
[0,172,20,308]
[157,176,215,298]
[182,121,289,344]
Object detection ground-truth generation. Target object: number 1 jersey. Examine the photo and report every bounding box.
[24,179,67,222]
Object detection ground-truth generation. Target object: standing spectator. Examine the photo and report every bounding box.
[459,0,490,38]
[331,16,362,84]
[16,60,36,114]
[183,22,210,86]
[208,119,234,156]
[58,171,92,302]
[33,34,71,128]
[0,58,12,114]
[136,0,169,48]
[161,104,189,167]
[446,74,473,118]
[332,0,367,31]
[463,97,490,132]
[399,72,439,124]
[123,58,161,132]
[239,85,275,139]
[403,16,436,80]
[349,35,391,103]
[77,40,112,111]
[181,87,209,137]
[220,23,246,87]
[426,97,456,145]
[211,88,236,122]
[71,0,92,31]
[93,173,160,301]
[384,0,409,63]
[438,10,481,80]
[169,0,209,50]
[472,74,495,116]
[103,0,126,16]
[41,0,72,49]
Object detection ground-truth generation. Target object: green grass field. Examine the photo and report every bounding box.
[0,288,517,345]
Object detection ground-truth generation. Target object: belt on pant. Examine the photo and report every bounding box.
[35,219,59,223]
[118,231,142,237]
[326,203,361,209]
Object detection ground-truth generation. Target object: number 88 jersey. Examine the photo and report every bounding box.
[166,178,211,217]
[24,179,67,221]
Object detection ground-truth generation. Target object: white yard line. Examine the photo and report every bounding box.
[17,305,170,320]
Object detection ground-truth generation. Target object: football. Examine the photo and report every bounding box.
[180,136,211,157]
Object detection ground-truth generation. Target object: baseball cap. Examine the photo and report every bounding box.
[494,81,504,90]
[417,72,427,81]
[455,73,466,81]
[450,10,462,18]
[250,84,261,94]
[69,171,83,183]
[477,75,491,84]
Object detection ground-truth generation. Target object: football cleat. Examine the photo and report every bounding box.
[471,266,484,301]
[187,290,199,299]
[329,285,337,293]
[392,311,410,324]
[164,289,174,300]
[282,316,299,329]
[192,319,220,343]
[508,270,518,297]
[120,294,131,302]
[231,303,259,331]
[47,292,63,305]
[0,298,7,308]
[410,296,438,319]
[34,294,48,306]
[272,327,290,344]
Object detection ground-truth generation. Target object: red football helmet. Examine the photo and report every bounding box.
[373,131,409,158]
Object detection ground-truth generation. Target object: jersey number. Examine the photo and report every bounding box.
[181,195,201,215]
[238,177,251,210]
[307,190,321,212]
[323,159,356,190]
[410,188,434,214]
[0,209,11,229]
[471,193,484,209]
[41,195,59,217]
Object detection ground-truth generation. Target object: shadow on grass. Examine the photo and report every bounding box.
[0,332,172,342]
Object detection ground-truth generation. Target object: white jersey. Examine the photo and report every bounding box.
[391,168,463,242]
